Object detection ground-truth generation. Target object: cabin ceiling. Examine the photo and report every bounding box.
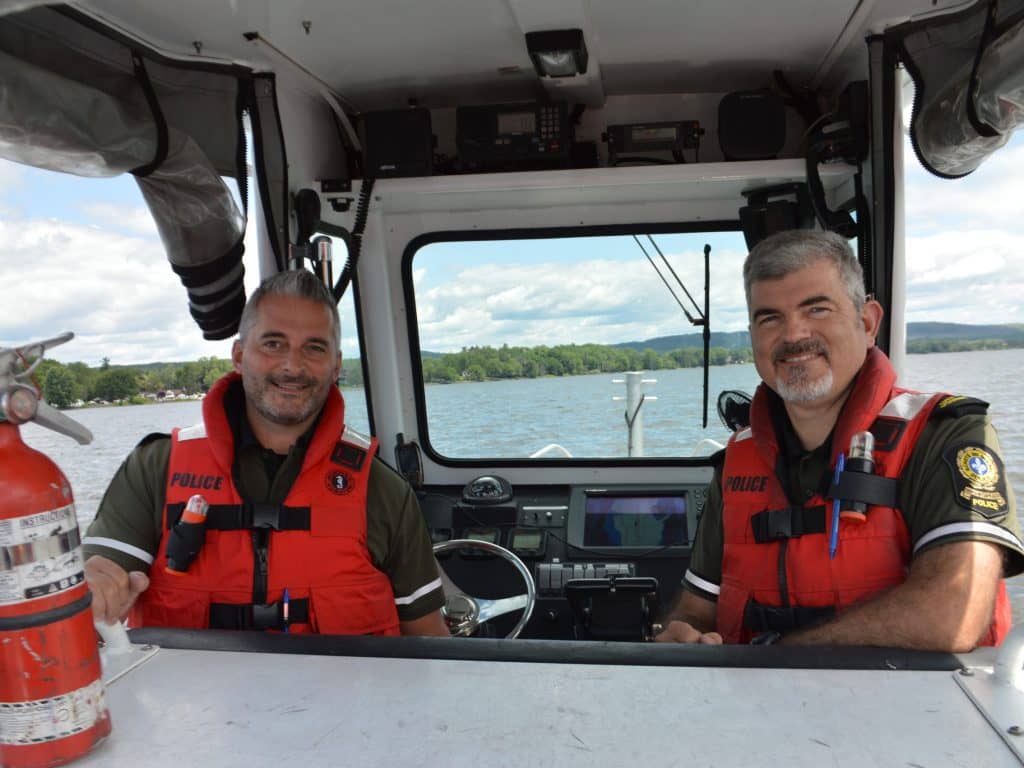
[78,0,977,110]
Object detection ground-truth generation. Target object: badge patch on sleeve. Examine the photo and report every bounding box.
[944,443,1008,519]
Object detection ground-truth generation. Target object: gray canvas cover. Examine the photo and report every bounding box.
[0,5,286,339]
[892,0,1024,178]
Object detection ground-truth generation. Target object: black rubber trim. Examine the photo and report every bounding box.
[125,628,963,671]
[0,591,92,631]
[128,53,168,177]
[247,75,285,272]
[186,276,247,308]
[170,239,245,288]
[187,291,245,325]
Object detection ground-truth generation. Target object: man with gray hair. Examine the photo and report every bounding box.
[658,230,1022,649]
[84,269,448,636]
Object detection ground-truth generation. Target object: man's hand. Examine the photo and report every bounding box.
[84,555,150,625]
[655,590,722,643]
[655,620,723,644]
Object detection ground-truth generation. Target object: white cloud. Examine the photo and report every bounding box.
[905,142,1024,232]
[4,130,1023,370]
[0,216,239,365]
[414,246,750,352]
[79,202,159,237]
[902,133,1024,326]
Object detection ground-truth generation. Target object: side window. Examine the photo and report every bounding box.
[409,230,760,460]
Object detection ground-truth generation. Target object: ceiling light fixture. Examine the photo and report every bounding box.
[525,29,588,78]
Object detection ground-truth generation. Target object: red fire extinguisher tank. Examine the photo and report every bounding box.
[0,422,111,768]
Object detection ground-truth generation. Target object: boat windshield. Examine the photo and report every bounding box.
[410,229,757,460]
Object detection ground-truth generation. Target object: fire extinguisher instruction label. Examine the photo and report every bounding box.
[0,504,85,606]
[0,679,108,745]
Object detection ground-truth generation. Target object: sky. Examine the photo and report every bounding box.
[1,131,1022,366]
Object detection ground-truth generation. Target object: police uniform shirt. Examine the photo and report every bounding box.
[683,399,1024,604]
[82,384,444,623]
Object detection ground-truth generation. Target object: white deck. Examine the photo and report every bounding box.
[76,645,1019,767]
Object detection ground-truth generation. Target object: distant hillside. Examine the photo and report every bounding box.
[610,323,1024,353]
[612,330,751,353]
[905,322,1024,342]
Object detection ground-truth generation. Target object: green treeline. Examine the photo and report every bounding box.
[28,335,1022,408]
[906,338,1024,354]
[32,357,236,409]
[421,343,752,384]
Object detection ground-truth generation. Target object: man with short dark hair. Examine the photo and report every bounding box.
[84,270,448,636]
[658,230,1023,650]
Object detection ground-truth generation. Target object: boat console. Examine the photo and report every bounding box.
[421,475,708,640]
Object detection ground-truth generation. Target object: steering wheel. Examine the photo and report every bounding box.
[432,538,536,639]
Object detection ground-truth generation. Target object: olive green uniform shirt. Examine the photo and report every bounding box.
[684,411,1024,602]
[83,399,444,622]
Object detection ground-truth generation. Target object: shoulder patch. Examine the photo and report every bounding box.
[332,440,367,470]
[869,416,907,453]
[177,422,207,442]
[136,431,170,449]
[943,442,1008,520]
[932,395,989,418]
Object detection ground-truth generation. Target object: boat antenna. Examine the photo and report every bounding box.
[631,235,702,326]
[644,235,705,326]
[631,235,712,427]
[702,243,711,428]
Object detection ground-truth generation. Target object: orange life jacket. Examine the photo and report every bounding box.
[131,373,400,635]
[717,348,1010,645]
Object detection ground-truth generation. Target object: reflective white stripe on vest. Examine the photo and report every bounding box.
[684,569,720,596]
[81,536,155,565]
[879,392,934,421]
[177,422,207,441]
[913,521,1024,555]
[341,425,372,450]
[395,576,442,605]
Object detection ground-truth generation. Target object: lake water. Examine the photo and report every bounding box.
[16,347,1024,620]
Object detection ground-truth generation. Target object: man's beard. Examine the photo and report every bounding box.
[246,373,329,426]
[773,339,833,404]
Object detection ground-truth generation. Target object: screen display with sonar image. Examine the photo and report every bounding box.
[582,494,688,547]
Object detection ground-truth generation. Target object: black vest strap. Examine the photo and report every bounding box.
[743,600,835,633]
[750,505,827,542]
[166,502,312,531]
[209,598,310,631]
[827,472,900,508]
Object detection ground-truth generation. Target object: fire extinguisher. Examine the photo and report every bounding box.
[0,333,111,768]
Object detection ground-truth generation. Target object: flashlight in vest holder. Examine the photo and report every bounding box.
[840,431,875,522]
[165,493,209,574]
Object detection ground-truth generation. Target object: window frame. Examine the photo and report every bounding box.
[401,219,742,468]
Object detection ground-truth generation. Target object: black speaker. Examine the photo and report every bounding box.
[359,108,433,178]
[718,90,786,161]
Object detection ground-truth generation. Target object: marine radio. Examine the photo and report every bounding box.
[605,121,704,164]
[456,102,571,171]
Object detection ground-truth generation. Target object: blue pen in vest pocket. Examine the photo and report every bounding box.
[829,453,844,560]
